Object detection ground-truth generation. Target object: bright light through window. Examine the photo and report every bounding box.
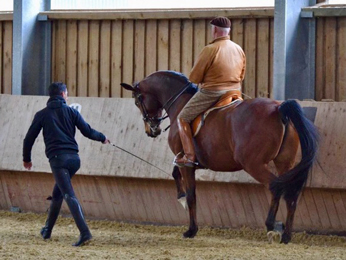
[1,1,345,11]
[0,1,12,11]
[328,0,346,4]
[50,0,275,9]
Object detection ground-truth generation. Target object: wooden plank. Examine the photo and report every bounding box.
[77,20,89,97]
[169,20,181,72]
[269,18,274,98]
[206,19,213,44]
[0,12,13,21]
[231,185,249,226]
[321,189,341,230]
[336,17,346,101]
[111,20,122,97]
[181,20,193,76]
[51,21,56,84]
[122,20,134,98]
[145,20,157,77]
[105,177,126,221]
[66,20,77,96]
[223,183,240,228]
[212,183,231,227]
[153,180,174,224]
[231,19,244,48]
[196,182,213,226]
[131,179,149,222]
[300,189,321,229]
[7,172,34,212]
[0,22,3,93]
[55,20,67,83]
[0,171,11,210]
[243,19,257,99]
[193,19,206,65]
[239,185,258,227]
[157,19,169,71]
[331,190,346,230]
[100,20,111,97]
[204,182,223,226]
[312,189,332,230]
[315,18,324,101]
[296,191,313,229]
[256,19,270,98]
[3,21,12,94]
[247,185,266,227]
[134,20,145,83]
[88,21,100,97]
[40,8,274,20]
[324,17,337,100]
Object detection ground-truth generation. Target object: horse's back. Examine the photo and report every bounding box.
[195,98,285,171]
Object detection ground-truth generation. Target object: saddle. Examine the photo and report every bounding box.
[191,90,243,136]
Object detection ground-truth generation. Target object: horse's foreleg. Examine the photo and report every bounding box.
[180,167,198,238]
[172,166,185,200]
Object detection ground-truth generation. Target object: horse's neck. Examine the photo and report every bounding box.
[166,93,193,122]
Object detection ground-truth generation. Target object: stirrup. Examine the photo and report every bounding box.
[173,152,198,168]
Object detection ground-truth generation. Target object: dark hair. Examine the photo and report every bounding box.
[48,82,67,97]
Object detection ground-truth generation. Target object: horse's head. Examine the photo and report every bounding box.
[121,82,163,138]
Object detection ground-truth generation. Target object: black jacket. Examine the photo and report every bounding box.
[23,96,106,162]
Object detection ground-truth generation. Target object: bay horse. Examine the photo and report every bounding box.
[121,70,318,244]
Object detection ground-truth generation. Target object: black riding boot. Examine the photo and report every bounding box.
[41,198,63,239]
[64,194,92,246]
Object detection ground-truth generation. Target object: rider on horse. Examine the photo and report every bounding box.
[175,16,247,168]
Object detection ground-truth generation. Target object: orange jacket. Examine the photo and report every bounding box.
[189,36,246,91]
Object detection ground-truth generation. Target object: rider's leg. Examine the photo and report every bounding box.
[175,89,227,167]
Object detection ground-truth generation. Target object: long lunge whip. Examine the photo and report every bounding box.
[108,142,170,176]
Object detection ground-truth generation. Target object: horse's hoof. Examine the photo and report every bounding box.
[267,231,282,244]
[183,228,198,238]
[178,197,188,210]
[280,233,291,244]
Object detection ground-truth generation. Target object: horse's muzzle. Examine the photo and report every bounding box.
[147,128,161,138]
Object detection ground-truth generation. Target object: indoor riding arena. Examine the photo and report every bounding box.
[0,0,346,259]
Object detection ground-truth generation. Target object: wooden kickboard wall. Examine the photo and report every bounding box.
[0,170,345,234]
[1,95,346,233]
[1,95,346,189]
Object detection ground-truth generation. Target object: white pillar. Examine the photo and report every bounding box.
[273,0,316,100]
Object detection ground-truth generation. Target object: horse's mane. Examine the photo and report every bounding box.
[153,70,198,94]
[153,70,189,83]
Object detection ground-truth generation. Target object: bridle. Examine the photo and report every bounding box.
[133,82,192,133]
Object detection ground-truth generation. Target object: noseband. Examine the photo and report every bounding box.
[133,82,192,133]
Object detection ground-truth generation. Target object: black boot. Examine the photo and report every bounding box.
[41,198,63,239]
[64,194,92,246]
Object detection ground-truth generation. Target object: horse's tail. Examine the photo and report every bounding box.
[270,100,319,200]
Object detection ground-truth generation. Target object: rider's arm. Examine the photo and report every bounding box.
[189,46,215,84]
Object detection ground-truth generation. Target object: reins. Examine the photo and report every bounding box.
[135,81,192,133]
[159,82,192,132]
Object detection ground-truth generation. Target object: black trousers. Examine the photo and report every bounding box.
[49,153,80,200]
[48,153,90,236]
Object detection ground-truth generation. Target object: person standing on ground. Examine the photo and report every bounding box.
[23,82,109,246]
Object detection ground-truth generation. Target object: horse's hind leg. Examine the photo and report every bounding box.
[273,129,299,244]
[180,167,198,238]
[244,164,281,233]
[281,192,299,244]
[265,188,283,232]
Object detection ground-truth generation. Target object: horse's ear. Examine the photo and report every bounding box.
[120,83,135,92]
